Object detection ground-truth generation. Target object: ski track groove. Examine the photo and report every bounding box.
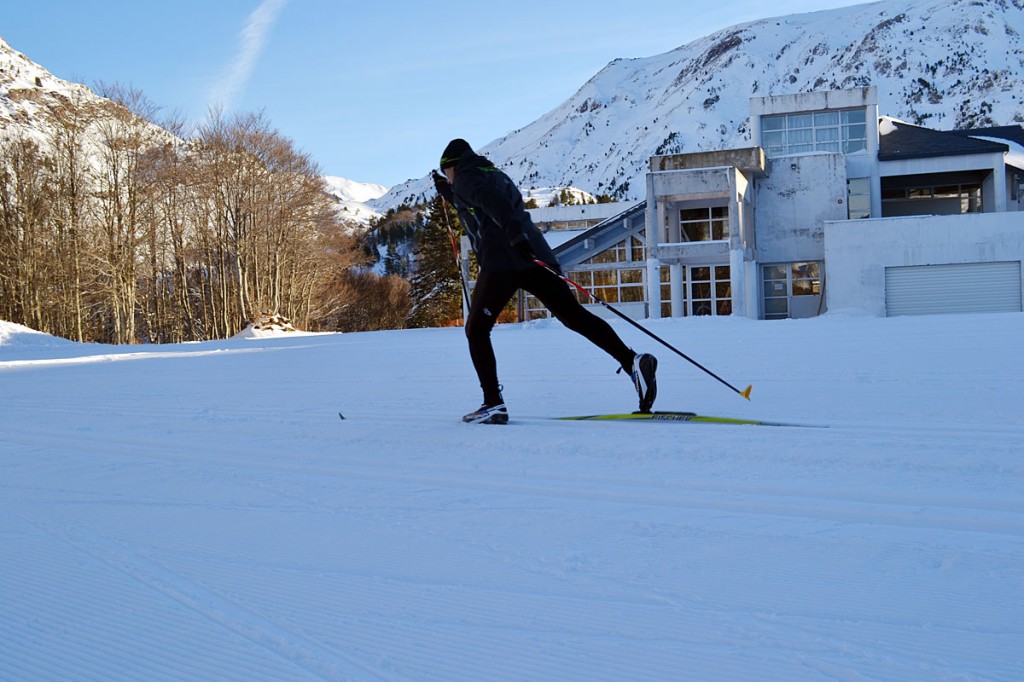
[5,424,1022,540]
[6,432,1021,679]
[0,518,316,682]
[7,513,398,682]
[5,313,1024,681]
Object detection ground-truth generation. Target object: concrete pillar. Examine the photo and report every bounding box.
[670,263,684,317]
[729,249,745,318]
[645,173,662,319]
[991,158,1008,212]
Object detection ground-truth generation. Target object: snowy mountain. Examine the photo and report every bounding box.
[322,175,389,226]
[379,0,1024,209]
[0,36,104,138]
[1,34,179,167]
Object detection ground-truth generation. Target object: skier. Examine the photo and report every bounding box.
[432,138,657,424]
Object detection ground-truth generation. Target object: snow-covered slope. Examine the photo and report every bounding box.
[380,0,1024,208]
[323,175,389,226]
[0,35,93,132]
[1,35,178,164]
[2,311,1022,680]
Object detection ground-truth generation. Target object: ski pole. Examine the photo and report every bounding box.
[440,197,471,316]
[535,260,753,400]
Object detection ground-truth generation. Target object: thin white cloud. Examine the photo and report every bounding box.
[211,0,289,112]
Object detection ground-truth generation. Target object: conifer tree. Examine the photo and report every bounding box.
[407,196,464,327]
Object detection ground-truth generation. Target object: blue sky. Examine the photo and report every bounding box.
[4,0,863,187]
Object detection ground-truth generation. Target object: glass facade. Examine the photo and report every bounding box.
[762,108,867,157]
[881,182,982,216]
[847,177,871,219]
[524,236,645,319]
[762,262,821,320]
[677,206,729,242]
[659,264,732,317]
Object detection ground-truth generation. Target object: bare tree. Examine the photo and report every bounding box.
[2,86,404,343]
[43,90,98,341]
[0,134,53,332]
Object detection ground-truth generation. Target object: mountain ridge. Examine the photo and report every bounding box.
[5,0,1024,218]
[377,0,1024,209]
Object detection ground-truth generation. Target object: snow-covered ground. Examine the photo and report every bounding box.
[2,312,1022,681]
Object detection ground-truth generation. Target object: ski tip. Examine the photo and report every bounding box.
[740,385,753,400]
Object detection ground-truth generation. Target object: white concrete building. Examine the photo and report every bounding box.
[538,87,1024,320]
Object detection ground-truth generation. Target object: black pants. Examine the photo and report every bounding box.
[466,267,635,404]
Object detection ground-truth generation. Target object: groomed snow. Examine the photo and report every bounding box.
[2,312,1022,681]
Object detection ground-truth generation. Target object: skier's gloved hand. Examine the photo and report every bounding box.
[432,170,453,203]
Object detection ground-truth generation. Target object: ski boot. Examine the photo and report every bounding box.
[631,353,658,413]
[462,402,509,425]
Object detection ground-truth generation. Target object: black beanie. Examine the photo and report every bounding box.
[440,138,472,169]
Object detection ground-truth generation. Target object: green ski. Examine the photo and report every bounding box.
[557,411,825,428]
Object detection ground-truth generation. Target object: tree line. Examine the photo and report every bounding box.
[0,85,413,344]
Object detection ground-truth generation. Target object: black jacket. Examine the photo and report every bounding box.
[450,153,558,272]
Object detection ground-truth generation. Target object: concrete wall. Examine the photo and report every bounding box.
[754,153,848,263]
[750,87,877,118]
[824,212,1024,315]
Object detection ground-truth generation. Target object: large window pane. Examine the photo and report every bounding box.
[621,286,645,303]
[844,123,866,141]
[792,280,816,296]
[792,262,819,279]
[599,287,619,303]
[816,127,839,143]
[842,108,866,124]
[680,207,729,242]
[814,111,839,126]
[788,113,813,129]
[789,128,813,145]
[620,269,643,284]
[630,237,645,261]
[763,108,868,157]
[692,300,713,316]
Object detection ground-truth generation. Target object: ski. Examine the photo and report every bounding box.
[556,411,826,428]
[338,410,825,428]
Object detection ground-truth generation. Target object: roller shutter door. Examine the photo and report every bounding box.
[884,261,1022,316]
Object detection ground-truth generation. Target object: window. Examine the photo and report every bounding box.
[559,267,646,307]
[881,182,982,217]
[763,262,821,320]
[580,236,645,264]
[762,108,867,157]
[847,178,871,219]
[660,266,676,318]
[524,236,646,319]
[660,264,731,317]
[678,206,729,242]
